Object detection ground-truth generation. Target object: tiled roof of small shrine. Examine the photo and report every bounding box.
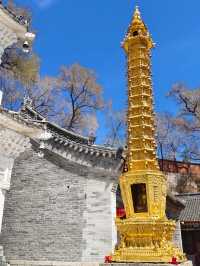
[0,3,28,27]
[176,193,200,223]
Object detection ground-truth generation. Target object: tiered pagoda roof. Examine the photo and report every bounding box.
[123,6,158,171]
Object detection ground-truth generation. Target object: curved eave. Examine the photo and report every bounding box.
[20,105,90,145]
[0,108,51,140]
[49,133,118,160]
[20,104,119,158]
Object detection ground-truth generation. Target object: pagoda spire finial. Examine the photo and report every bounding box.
[123,5,153,52]
[133,5,141,20]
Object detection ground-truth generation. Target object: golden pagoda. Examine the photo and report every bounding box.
[112,7,186,263]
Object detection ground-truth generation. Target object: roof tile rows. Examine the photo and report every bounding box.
[0,107,43,129]
[19,103,120,159]
[0,3,28,27]
[176,193,200,223]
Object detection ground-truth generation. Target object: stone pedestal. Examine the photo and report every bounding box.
[7,262,193,266]
[100,262,192,266]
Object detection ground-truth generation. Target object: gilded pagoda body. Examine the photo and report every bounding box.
[112,7,186,263]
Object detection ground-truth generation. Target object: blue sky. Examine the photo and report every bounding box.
[12,0,200,140]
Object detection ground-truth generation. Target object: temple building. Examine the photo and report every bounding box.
[0,2,199,266]
[0,102,121,264]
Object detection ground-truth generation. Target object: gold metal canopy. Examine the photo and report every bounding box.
[112,6,186,263]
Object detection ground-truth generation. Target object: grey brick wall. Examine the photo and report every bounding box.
[0,148,87,262]
[0,146,118,263]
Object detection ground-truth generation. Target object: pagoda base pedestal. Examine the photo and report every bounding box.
[112,247,186,264]
[112,218,186,263]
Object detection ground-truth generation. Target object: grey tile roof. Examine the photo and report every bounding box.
[176,193,200,222]
[0,107,43,129]
[20,104,93,145]
[19,103,121,159]
[0,3,28,27]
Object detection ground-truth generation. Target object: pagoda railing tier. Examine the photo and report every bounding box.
[127,44,157,171]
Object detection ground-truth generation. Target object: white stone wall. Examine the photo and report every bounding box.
[0,190,5,233]
[173,221,183,251]
[82,178,117,262]
[0,156,14,191]
[110,186,117,252]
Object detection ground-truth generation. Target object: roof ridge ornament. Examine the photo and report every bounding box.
[23,96,33,107]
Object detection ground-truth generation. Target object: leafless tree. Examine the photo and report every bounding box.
[56,64,104,134]
[103,104,126,147]
[156,113,182,162]
[167,83,200,161]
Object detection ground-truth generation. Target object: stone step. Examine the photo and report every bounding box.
[7,261,193,266]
